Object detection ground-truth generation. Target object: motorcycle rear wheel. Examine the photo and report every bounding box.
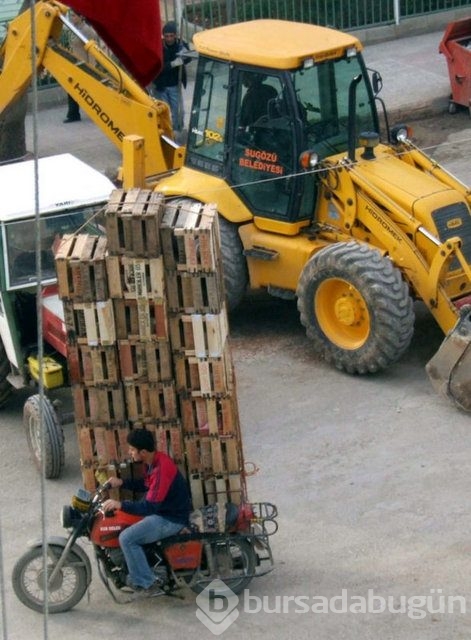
[12,544,88,613]
[191,537,256,596]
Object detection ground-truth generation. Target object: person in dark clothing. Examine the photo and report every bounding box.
[103,429,191,596]
[151,21,191,132]
[63,12,97,123]
[240,72,278,127]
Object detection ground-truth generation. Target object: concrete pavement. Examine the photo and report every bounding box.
[26,27,456,173]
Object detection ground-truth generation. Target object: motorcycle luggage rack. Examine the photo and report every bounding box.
[245,502,277,577]
[248,502,278,537]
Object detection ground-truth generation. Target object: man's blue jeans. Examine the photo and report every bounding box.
[155,85,182,131]
[119,515,183,588]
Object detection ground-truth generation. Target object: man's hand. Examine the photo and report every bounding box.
[170,57,183,68]
[102,499,122,513]
[107,477,123,489]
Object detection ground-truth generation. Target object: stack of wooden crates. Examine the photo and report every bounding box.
[55,189,246,508]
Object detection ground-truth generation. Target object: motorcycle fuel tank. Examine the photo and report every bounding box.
[90,510,142,547]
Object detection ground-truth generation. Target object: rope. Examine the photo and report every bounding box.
[30,1,50,636]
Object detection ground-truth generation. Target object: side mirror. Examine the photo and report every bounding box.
[372,70,383,96]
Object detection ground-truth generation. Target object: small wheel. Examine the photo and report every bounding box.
[191,537,256,596]
[23,394,65,479]
[12,544,88,613]
[448,100,457,115]
[297,241,415,374]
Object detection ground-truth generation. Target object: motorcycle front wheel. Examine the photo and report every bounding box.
[12,544,89,613]
[191,537,256,596]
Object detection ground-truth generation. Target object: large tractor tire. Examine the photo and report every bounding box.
[297,241,415,374]
[164,199,248,311]
[218,215,249,310]
[0,337,12,408]
[23,394,65,479]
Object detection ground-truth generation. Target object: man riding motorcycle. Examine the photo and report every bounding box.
[103,429,191,596]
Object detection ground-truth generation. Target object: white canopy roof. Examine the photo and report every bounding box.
[0,154,114,221]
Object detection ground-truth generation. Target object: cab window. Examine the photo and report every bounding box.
[186,57,229,175]
[230,70,296,219]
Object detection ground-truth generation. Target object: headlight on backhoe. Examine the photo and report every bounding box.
[390,124,413,144]
[299,150,319,170]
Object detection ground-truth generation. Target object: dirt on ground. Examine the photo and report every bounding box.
[408,107,471,155]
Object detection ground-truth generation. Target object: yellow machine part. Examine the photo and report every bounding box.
[27,355,64,390]
[426,305,471,412]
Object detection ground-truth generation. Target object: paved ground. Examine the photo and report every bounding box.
[2,25,471,640]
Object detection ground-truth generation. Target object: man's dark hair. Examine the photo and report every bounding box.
[127,429,156,452]
[163,21,177,35]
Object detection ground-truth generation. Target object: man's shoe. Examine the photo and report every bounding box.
[124,576,164,597]
[63,116,81,123]
[124,575,139,591]
[132,580,165,599]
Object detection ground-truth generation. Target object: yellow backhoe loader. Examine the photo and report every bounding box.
[1,2,471,412]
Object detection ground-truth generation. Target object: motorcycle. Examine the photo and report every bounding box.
[12,481,278,613]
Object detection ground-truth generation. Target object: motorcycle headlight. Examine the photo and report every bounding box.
[71,489,91,512]
[61,505,83,529]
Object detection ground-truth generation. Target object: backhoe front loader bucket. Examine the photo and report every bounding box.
[426,305,471,412]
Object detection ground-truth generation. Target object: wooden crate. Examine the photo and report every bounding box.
[184,435,213,473]
[165,270,224,313]
[77,423,130,466]
[145,422,185,465]
[179,395,240,437]
[124,381,178,422]
[189,473,206,509]
[160,201,219,272]
[204,473,245,506]
[118,339,173,383]
[184,434,241,475]
[168,309,228,357]
[63,299,116,346]
[55,234,108,302]
[106,255,165,299]
[189,472,245,507]
[113,298,168,341]
[174,345,234,397]
[104,189,165,257]
[81,464,98,493]
[160,201,220,272]
[72,384,126,425]
[68,344,120,385]
[77,424,131,492]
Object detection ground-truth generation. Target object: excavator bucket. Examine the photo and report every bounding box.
[426,305,471,412]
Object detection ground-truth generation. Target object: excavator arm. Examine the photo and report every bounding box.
[0,1,184,182]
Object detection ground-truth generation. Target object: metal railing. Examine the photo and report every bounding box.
[1,0,470,62]
[1,1,470,41]
[161,0,471,36]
